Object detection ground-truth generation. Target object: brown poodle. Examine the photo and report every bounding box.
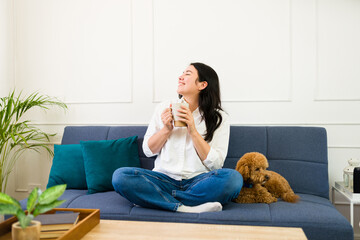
[234,152,299,204]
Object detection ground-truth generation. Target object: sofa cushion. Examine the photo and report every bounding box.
[267,127,329,199]
[61,126,111,145]
[225,126,267,169]
[270,194,344,224]
[107,126,156,170]
[200,202,271,223]
[66,191,134,218]
[80,136,141,194]
[268,160,328,199]
[269,194,353,240]
[47,144,87,189]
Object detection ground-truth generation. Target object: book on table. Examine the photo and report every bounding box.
[34,212,80,238]
[39,230,68,239]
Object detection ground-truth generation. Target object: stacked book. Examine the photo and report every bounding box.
[34,212,80,239]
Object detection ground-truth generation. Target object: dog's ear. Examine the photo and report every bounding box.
[254,152,269,169]
[238,165,250,179]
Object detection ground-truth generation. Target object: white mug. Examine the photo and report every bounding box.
[172,102,189,127]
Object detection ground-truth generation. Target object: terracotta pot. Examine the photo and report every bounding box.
[12,220,41,240]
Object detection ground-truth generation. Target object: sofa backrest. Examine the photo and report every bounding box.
[61,125,329,199]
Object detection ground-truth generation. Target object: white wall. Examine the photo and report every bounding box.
[4,0,360,234]
[0,0,14,96]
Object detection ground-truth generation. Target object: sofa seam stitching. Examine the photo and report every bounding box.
[64,193,88,207]
[268,204,273,222]
[225,157,327,166]
[267,159,328,164]
[106,127,111,140]
[265,127,268,158]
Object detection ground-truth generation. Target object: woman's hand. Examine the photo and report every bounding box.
[177,104,210,161]
[161,104,173,132]
[148,104,173,154]
[176,105,197,135]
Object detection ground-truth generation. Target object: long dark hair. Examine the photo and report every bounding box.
[180,62,223,142]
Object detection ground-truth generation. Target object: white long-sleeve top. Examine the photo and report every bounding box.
[142,99,230,180]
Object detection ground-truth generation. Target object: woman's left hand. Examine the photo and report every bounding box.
[177,105,197,135]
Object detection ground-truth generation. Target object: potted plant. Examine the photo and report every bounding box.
[0,90,67,193]
[0,184,66,240]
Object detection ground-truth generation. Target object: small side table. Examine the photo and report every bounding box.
[332,181,360,227]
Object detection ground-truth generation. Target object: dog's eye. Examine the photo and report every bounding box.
[255,168,260,171]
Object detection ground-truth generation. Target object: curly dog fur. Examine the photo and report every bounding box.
[234,152,299,204]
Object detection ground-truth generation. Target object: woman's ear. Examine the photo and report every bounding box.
[198,81,208,91]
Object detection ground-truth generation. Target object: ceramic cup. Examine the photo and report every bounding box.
[172,102,189,127]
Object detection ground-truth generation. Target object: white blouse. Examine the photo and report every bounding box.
[142,99,230,180]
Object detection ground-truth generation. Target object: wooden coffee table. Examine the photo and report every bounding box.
[81,220,308,240]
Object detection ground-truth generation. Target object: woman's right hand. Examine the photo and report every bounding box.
[147,104,173,154]
[161,104,173,132]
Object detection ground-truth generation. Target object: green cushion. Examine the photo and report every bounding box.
[80,136,140,194]
[47,144,87,189]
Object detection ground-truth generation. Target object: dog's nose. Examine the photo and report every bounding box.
[265,175,270,180]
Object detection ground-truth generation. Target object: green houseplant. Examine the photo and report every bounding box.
[0,184,66,228]
[0,184,66,240]
[0,90,67,193]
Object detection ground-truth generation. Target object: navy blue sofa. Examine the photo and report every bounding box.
[22,126,353,239]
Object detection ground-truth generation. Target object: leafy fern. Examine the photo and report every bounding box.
[0,90,67,193]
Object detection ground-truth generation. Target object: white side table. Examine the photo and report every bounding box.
[332,181,360,227]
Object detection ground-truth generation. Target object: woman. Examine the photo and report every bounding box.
[112,62,243,213]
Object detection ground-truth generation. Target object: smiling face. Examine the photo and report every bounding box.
[177,65,207,97]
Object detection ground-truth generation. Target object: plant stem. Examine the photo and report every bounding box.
[0,141,10,193]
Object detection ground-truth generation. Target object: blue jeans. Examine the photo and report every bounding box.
[112,167,243,212]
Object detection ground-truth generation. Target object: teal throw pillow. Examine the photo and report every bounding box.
[47,144,87,189]
[80,136,140,194]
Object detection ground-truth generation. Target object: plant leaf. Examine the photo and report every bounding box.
[16,208,25,224]
[27,187,38,214]
[32,200,66,217]
[0,203,20,215]
[38,184,66,205]
[18,211,33,229]
[0,90,67,193]
[0,192,21,208]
